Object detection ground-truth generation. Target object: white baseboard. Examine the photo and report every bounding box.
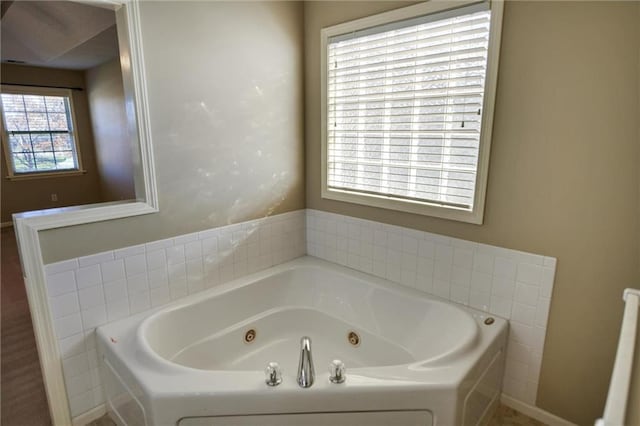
[501,394,577,426]
[1,221,13,228]
[73,403,106,426]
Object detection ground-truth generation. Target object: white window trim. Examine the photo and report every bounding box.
[1,85,86,179]
[320,0,504,224]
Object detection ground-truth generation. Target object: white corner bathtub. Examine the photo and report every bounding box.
[97,257,507,426]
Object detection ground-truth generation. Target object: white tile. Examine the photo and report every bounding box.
[387,232,403,252]
[417,258,434,278]
[453,248,473,268]
[471,271,492,293]
[187,259,204,293]
[450,285,470,305]
[124,254,147,277]
[451,267,471,287]
[168,262,186,285]
[130,291,150,314]
[166,245,185,265]
[78,252,113,268]
[433,261,452,281]
[523,381,538,405]
[106,298,129,321]
[373,229,387,247]
[506,340,532,365]
[491,275,516,299]
[148,267,169,289]
[400,269,417,288]
[201,236,218,257]
[532,326,547,350]
[503,376,526,401]
[66,371,92,397]
[46,270,77,297]
[185,241,203,260]
[55,312,83,339]
[415,273,433,295]
[76,265,102,289]
[505,358,529,383]
[150,285,171,307]
[174,232,198,245]
[402,235,418,254]
[78,286,105,311]
[418,239,435,259]
[169,282,188,300]
[511,302,536,326]
[528,352,543,382]
[45,259,79,275]
[543,257,557,269]
[84,330,97,350]
[535,297,551,327]
[435,244,453,264]
[127,273,149,295]
[490,296,512,319]
[69,392,93,417]
[100,259,125,283]
[472,252,494,274]
[515,282,539,306]
[58,333,85,359]
[509,321,534,346]
[540,267,556,298]
[81,305,107,330]
[401,254,417,271]
[114,244,145,259]
[103,279,127,302]
[494,257,517,280]
[92,385,105,406]
[145,238,173,252]
[50,292,80,319]
[146,250,167,271]
[433,279,450,300]
[516,263,542,286]
[469,290,491,311]
[62,352,89,379]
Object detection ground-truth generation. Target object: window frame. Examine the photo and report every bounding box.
[0,84,86,180]
[320,0,504,224]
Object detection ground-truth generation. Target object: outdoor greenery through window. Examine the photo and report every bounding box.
[323,1,502,222]
[1,87,80,175]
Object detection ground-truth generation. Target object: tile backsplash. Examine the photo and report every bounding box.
[44,208,556,419]
[307,209,556,406]
[44,210,305,417]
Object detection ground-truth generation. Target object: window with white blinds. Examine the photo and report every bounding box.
[322,1,502,223]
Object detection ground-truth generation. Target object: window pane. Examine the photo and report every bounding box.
[34,152,56,170]
[31,134,54,152]
[48,113,69,131]
[54,151,76,169]
[23,95,46,112]
[5,112,28,131]
[27,112,49,131]
[1,94,25,112]
[9,134,31,153]
[45,96,66,112]
[52,133,73,151]
[12,153,36,173]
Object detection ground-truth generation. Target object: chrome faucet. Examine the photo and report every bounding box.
[297,336,315,388]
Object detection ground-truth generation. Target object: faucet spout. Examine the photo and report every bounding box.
[297,336,315,388]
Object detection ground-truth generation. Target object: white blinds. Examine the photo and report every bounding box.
[327,3,491,209]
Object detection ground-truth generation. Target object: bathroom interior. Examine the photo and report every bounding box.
[0,0,639,425]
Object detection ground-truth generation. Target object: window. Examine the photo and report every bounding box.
[321,1,503,224]
[1,85,83,178]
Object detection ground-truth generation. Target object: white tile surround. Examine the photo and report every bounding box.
[44,211,306,417]
[306,209,556,406]
[43,208,556,418]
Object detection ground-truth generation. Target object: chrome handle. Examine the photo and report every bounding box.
[329,359,346,384]
[265,362,282,386]
[297,336,315,388]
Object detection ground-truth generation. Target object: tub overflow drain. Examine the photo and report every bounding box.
[244,329,256,343]
[347,331,360,347]
[484,317,495,325]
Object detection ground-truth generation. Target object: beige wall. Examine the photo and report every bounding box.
[85,58,135,201]
[1,64,104,223]
[304,2,640,425]
[38,1,305,263]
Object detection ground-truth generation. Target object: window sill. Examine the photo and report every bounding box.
[5,170,87,181]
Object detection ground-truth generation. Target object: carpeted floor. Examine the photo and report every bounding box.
[1,227,52,425]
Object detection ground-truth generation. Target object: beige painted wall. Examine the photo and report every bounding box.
[304,2,640,425]
[85,58,135,201]
[38,1,305,263]
[0,64,105,223]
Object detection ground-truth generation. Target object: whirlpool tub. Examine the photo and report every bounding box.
[97,257,507,426]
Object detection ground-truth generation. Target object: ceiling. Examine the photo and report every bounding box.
[1,1,120,70]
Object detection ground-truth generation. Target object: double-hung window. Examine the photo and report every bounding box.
[321,1,503,224]
[1,85,83,178]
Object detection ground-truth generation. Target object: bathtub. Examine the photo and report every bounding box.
[97,256,507,426]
